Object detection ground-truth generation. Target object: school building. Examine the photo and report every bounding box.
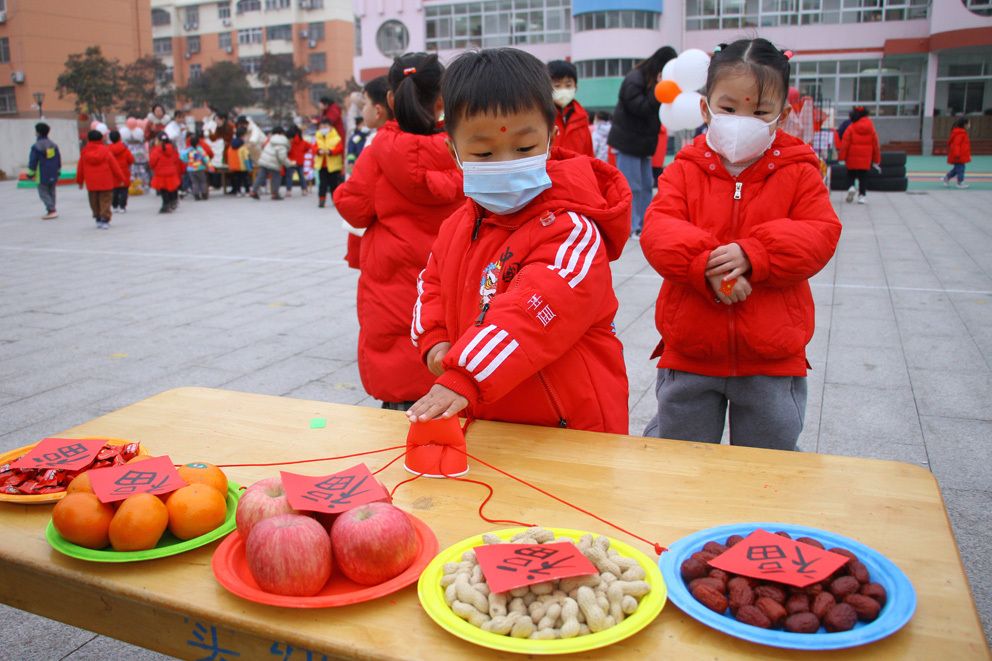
[149,0,354,117]
[0,0,152,119]
[352,0,992,154]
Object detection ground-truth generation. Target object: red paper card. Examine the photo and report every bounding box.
[474,542,599,594]
[720,278,737,296]
[10,438,108,471]
[280,463,390,514]
[89,456,186,503]
[707,529,849,588]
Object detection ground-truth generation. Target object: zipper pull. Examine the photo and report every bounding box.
[472,213,484,241]
[733,182,743,200]
[558,418,567,428]
[474,303,490,326]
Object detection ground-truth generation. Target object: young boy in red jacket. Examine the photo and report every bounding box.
[108,130,135,214]
[408,48,631,433]
[77,130,126,229]
[548,60,594,158]
[943,116,972,189]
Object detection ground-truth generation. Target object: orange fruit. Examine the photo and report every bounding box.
[52,493,115,549]
[176,462,228,496]
[166,484,227,540]
[127,454,154,464]
[108,493,169,551]
[66,472,94,495]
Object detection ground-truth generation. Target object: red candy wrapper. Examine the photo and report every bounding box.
[0,440,142,496]
[96,445,124,462]
[720,278,737,297]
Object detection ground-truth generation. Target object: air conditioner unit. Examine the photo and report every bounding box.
[185,52,192,59]
[308,39,317,48]
[299,29,308,38]
[0,11,7,23]
[11,71,25,84]
[222,18,232,27]
[225,46,234,54]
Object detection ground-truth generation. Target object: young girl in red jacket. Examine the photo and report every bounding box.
[149,133,183,214]
[407,48,632,433]
[943,116,972,189]
[333,53,464,410]
[640,39,841,450]
[839,106,880,204]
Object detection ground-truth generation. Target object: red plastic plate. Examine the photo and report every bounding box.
[211,512,438,608]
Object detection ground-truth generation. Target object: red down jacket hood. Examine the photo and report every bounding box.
[839,116,880,171]
[76,141,125,191]
[641,131,841,378]
[412,149,632,433]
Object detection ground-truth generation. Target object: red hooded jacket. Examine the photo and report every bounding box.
[642,132,841,378]
[413,149,632,433]
[947,126,971,165]
[554,100,594,158]
[108,142,135,186]
[333,121,464,403]
[289,135,311,166]
[149,143,183,191]
[76,142,125,192]
[839,116,880,171]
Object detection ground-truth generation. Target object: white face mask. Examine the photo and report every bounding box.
[552,87,576,108]
[704,100,780,164]
[454,139,553,216]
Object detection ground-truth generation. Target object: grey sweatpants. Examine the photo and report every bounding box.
[37,182,56,212]
[643,369,807,451]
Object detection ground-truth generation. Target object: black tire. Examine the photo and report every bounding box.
[830,163,848,179]
[878,165,906,178]
[830,175,850,191]
[866,177,908,192]
[880,151,907,167]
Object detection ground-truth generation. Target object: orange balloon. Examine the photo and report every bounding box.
[655,80,682,104]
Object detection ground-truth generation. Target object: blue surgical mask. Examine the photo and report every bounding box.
[455,141,552,215]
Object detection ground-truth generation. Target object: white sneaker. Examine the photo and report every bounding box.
[857,195,867,204]
[956,182,969,189]
[942,177,950,187]
[846,186,856,203]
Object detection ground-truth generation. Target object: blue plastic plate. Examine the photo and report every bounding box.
[659,522,916,650]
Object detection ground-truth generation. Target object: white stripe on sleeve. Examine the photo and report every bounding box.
[558,214,594,280]
[474,340,519,382]
[465,329,509,372]
[548,213,583,272]
[458,324,497,367]
[568,215,602,289]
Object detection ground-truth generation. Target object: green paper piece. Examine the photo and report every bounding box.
[310,417,327,429]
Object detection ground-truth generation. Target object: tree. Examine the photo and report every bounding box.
[257,53,310,123]
[55,46,121,120]
[179,61,254,114]
[119,55,174,117]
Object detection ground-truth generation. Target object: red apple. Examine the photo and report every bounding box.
[246,514,332,596]
[330,503,419,586]
[314,490,391,535]
[236,477,300,538]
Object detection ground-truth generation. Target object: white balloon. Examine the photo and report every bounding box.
[95,122,109,135]
[119,127,133,141]
[671,49,710,93]
[133,128,144,142]
[659,92,705,132]
[661,58,677,83]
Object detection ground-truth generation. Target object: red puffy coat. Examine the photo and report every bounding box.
[333,121,464,403]
[947,127,972,165]
[289,135,311,166]
[839,116,880,170]
[642,132,841,378]
[413,149,632,433]
[554,100,594,157]
[76,141,125,192]
[108,142,135,186]
[149,143,183,191]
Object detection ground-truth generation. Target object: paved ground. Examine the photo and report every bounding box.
[0,180,989,658]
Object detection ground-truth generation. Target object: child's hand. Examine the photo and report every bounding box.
[426,342,451,376]
[406,385,468,423]
[708,273,752,304]
[705,243,751,281]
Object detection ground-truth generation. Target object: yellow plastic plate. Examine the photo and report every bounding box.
[0,438,149,505]
[417,527,667,655]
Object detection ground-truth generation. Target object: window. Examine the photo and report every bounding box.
[963,0,992,16]
[218,2,231,19]
[238,27,263,44]
[935,50,992,116]
[159,66,174,83]
[187,35,201,54]
[355,15,362,56]
[310,83,329,107]
[152,8,171,26]
[265,0,291,8]
[426,0,571,51]
[308,52,326,72]
[184,5,199,28]
[0,86,15,114]
[154,37,173,55]
[308,22,325,41]
[376,20,409,57]
[575,58,640,79]
[240,56,263,74]
[266,24,292,40]
[0,38,8,64]
[189,64,203,80]
[219,32,233,50]
[236,0,261,13]
[947,81,986,114]
[792,56,925,117]
[304,0,325,8]
[574,10,660,31]
[684,0,927,29]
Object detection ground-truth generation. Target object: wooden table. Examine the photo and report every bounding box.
[1,387,988,660]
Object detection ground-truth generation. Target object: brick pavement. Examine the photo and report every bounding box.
[1,181,989,656]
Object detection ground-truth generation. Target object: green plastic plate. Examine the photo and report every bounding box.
[45,482,241,562]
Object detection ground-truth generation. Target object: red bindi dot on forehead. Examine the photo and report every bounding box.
[745,97,751,101]
[500,126,507,132]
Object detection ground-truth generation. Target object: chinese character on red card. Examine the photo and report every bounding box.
[89,456,186,503]
[474,542,599,594]
[280,463,390,514]
[707,529,849,588]
[10,438,108,471]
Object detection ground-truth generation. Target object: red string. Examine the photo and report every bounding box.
[441,473,534,528]
[211,444,406,469]
[371,450,408,476]
[389,472,423,498]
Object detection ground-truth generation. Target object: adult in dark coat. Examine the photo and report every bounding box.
[608,46,677,237]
